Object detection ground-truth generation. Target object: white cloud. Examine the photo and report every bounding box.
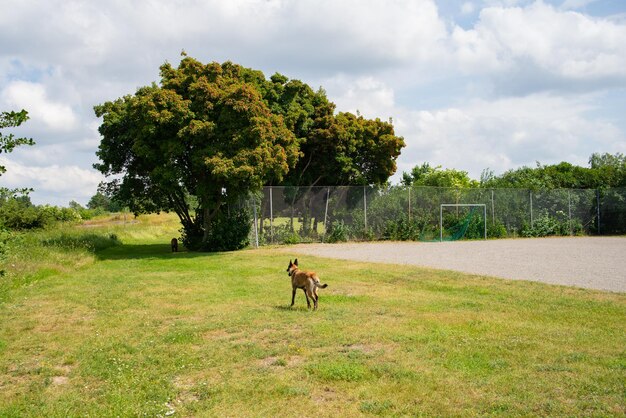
[323,75,396,118]
[451,2,626,89]
[0,158,103,206]
[395,93,626,179]
[1,81,77,131]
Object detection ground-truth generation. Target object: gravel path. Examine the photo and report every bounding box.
[289,237,626,293]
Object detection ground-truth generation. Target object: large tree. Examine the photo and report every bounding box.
[95,55,405,249]
[94,57,299,249]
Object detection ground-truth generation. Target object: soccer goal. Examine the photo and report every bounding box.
[440,204,487,242]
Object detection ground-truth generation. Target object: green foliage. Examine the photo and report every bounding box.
[481,154,626,190]
[182,207,251,252]
[95,56,299,250]
[0,110,34,175]
[520,212,577,237]
[383,215,420,241]
[487,221,507,238]
[326,220,349,243]
[0,196,81,230]
[0,109,35,197]
[88,191,123,212]
[402,163,478,188]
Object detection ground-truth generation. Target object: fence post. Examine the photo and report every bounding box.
[530,190,534,228]
[440,204,443,242]
[597,189,601,235]
[363,186,368,234]
[568,189,572,235]
[253,196,259,248]
[269,187,274,244]
[323,187,330,242]
[408,186,411,222]
[484,204,487,240]
[491,189,495,225]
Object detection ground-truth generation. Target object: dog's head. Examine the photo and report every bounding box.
[286,259,298,275]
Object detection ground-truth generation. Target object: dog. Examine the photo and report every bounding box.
[286,259,328,310]
[171,238,178,252]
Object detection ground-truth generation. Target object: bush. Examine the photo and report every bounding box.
[0,198,82,230]
[182,207,251,252]
[326,220,349,243]
[487,221,507,238]
[521,213,572,237]
[382,215,419,241]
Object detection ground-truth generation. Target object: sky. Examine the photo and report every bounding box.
[0,0,625,206]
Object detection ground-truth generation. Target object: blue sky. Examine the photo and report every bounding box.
[0,0,625,206]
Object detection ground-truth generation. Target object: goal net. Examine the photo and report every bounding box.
[439,204,487,241]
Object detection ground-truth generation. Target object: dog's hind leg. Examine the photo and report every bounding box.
[303,288,311,309]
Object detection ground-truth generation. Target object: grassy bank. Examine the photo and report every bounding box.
[0,214,624,416]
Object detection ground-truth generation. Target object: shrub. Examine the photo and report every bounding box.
[521,213,572,237]
[487,221,507,238]
[326,220,349,243]
[182,207,251,252]
[382,215,419,241]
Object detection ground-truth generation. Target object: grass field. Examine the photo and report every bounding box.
[0,214,624,417]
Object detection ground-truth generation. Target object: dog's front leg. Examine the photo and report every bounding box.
[291,288,296,307]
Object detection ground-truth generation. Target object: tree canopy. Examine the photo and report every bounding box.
[94,55,404,250]
[402,163,478,188]
[480,154,626,190]
[403,153,626,191]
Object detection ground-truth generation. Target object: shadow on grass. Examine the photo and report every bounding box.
[273,305,313,312]
[97,244,223,261]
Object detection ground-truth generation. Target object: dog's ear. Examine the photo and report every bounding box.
[289,259,292,266]
[294,258,298,266]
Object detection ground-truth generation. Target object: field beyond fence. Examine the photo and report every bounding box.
[249,186,626,245]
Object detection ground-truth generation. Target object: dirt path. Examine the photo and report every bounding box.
[288,237,626,293]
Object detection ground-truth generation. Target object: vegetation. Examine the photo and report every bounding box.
[0,109,35,197]
[0,213,624,416]
[94,55,404,251]
[479,153,626,190]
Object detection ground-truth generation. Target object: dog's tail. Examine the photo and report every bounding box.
[315,281,328,289]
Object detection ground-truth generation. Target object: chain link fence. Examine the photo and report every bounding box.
[248,186,626,246]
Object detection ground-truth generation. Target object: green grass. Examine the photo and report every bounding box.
[0,214,624,416]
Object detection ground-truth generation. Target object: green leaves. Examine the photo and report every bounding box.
[94,57,301,248]
[0,110,34,153]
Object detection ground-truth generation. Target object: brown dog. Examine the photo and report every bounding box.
[171,238,178,252]
[286,259,328,310]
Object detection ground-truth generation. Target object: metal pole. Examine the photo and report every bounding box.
[363,186,367,233]
[269,187,274,244]
[323,187,330,242]
[253,196,259,248]
[484,205,487,240]
[491,189,495,225]
[568,190,572,236]
[530,190,534,228]
[597,189,601,235]
[440,204,443,242]
[408,186,411,222]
